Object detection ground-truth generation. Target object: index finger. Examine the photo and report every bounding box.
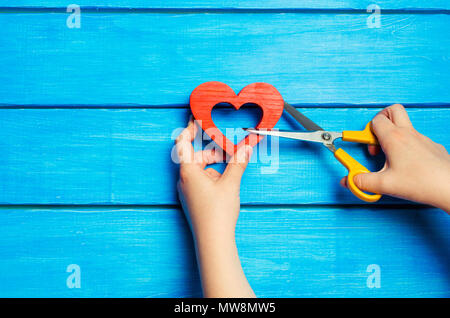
[380,104,412,128]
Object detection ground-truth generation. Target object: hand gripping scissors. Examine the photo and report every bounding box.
[246,102,382,203]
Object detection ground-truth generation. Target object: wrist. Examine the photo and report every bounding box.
[193,226,236,249]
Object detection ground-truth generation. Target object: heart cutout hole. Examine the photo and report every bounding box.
[211,102,263,145]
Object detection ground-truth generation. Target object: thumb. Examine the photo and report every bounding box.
[342,172,386,194]
[222,145,253,183]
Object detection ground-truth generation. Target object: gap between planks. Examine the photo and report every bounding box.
[0,7,449,14]
[0,204,431,210]
[1,103,450,109]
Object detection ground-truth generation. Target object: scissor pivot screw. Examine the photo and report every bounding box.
[321,132,332,141]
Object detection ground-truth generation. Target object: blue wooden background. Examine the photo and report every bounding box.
[0,1,449,297]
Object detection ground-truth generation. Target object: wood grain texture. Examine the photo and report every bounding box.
[0,206,448,297]
[3,1,450,10]
[0,107,448,205]
[190,82,284,155]
[0,13,449,106]
[1,2,449,298]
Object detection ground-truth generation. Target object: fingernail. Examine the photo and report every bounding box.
[188,115,193,124]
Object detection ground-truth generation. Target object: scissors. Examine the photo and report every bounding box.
[246,102,382,203]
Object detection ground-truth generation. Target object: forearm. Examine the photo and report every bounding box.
[194,230,255,298]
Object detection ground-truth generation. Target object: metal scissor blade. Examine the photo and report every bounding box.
[283,102,324,131]
[246,129,328,143]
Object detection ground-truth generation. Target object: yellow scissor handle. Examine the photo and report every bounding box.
[342,122,378,145]
[334,148,382,203]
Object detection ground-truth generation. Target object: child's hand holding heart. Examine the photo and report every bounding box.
[176,116,255,298]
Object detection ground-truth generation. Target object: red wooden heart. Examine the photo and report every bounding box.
[190,81,284,156]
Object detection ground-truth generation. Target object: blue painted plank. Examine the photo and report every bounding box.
[3,1,450,10]
[0,206,448,297]
[0,13,449,106]
[0,107,448,205]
